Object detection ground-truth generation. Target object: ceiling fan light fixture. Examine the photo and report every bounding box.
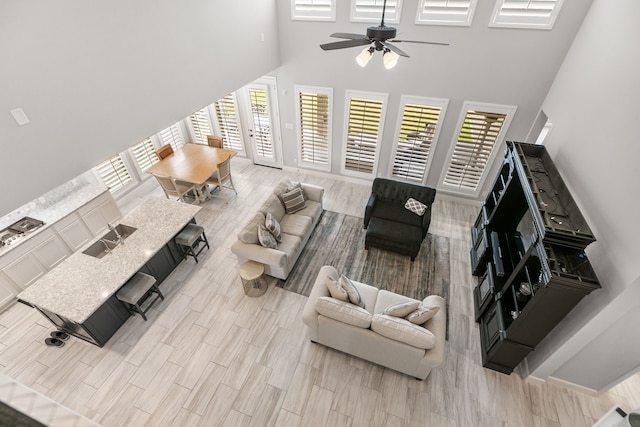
[383,49,399,69]
[356,47,374,67]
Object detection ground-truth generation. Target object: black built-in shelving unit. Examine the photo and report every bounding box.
[470,141,600,374]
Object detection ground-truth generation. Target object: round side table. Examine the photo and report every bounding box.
[239,261,268,297]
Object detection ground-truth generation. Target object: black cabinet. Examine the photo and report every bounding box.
[471,141,600,374]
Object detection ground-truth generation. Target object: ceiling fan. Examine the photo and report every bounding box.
[319,0,449,69]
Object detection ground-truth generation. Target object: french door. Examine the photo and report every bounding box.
[240,76,283,168]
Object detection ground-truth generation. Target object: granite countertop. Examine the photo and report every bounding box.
[17,197,201,324]
[0,183,109,256]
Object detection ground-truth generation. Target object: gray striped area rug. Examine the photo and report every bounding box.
[276,211,450,320]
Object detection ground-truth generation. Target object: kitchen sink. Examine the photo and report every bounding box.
[81,224,137,258]
[102,224,137,242]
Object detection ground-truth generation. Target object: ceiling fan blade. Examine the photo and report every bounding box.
[390,39,450,46]
[330,32,368,40]
[320,38,372,51]
[381,41,409,58]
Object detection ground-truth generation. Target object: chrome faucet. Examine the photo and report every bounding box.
[108,223,124,245]
[99,239,112,253]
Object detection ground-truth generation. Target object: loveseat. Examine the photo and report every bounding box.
[302,265,446,380]
[364,178,437,260]
[230,178,324,280]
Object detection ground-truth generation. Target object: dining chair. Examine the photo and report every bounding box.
[154,174,198,203]
[206,135,224,148]
[155,144,174,160]
[205,155,237,203]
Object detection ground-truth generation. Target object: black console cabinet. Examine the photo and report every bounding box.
[471,141,600,374]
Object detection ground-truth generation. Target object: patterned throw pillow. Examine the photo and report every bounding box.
[278,186,306,214]
[257,224,278,249]
[383,301,421,318]
[404,197,428,216]
[406,305,440,325]
[340,275,365,308]
[265,212,282,242]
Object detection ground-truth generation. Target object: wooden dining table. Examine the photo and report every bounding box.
[147,144,238,202]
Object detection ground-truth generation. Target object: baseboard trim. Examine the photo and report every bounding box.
[546,376,601,396]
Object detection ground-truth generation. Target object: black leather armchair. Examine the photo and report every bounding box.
[364,178,436,260]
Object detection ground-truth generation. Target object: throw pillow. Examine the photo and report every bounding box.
[371,314,436,350]
[278,186,306,214]
[404,197,428,216]
[406,305,440,325]
[382,301,421,318]
[265,212,282,242]
[237,212,265,245]
[257,224,278,249]
[325,276,349,302]
[340,275,365,308]
[315,297,372,329]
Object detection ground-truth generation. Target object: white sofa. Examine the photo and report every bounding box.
[230,179,324,280]
[302,265,446,380]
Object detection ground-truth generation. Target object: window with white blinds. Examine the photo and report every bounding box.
[130,137,158,173]
[416,0,477,26]
[295,86,332,171]
[248,87,274,159]
[188,108,213,145]
[342,91,388,177]
[490,0,563,29]
[351,0,402,24]
[441,102,516,193]
[390,96,448,183]
[213,94,244,152]
[291,0,336,21]
[158,123,185,151]
[95,155,132,193]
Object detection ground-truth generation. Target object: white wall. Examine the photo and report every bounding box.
[524,0,640,391]
[271,0,592,195]
[0,0,280,216]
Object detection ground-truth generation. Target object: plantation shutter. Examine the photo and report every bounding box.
[344,96,384,175]
[391,103,442,183]
[213,94,243,151]
[249,88,273,159]
[351,0,400,23]
[443,110,507,191]
[298,91,330,166]
[96,155,132,193]
[416,0,477,26]
[130,137,158,173]
[189,108,212,145]
[158,124,184,151]
[292,0,335,21]
[491,0,563,29]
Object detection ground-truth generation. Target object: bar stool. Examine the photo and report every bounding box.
[116,272,163,321]
[175,223,210,263]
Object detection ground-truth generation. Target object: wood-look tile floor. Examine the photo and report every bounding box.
[1,158,639,426]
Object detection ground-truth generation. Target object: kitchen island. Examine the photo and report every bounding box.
[17,197,201,346]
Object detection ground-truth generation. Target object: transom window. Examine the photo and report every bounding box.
[389,96,448,183]
[441,102,516,194]
[341,90,388,177]
[351,0,402,24]
[291,0,336,21]
[295,85,332,171]
[490,0,564,29]
[416,0,477,26]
